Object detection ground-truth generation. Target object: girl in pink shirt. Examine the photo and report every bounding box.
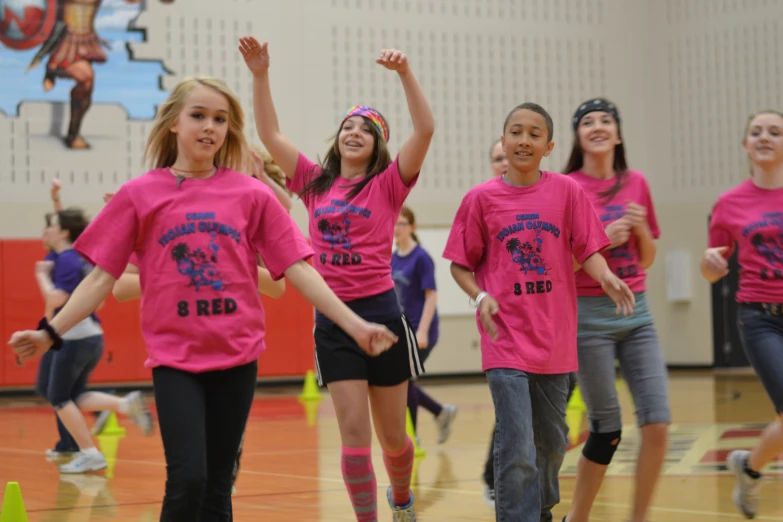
[702,110,783,520]
[109,149,293,496]
[9,76,397,521]
[444,103,635,522]
[563,99,670,522]
[240,35,434,521]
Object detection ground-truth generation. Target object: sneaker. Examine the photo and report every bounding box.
[59,450,108,474]
[435,405,457,444]
[483,484,495,509]
[91,410,112,436]
[125,391,154,436]
[727,450,762,519]
[46,448,78,460]
[387,486,416,521]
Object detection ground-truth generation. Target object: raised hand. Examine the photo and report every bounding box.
[50,178,61,201]
[102,192,115,204]
[376,48,409,73]
[238,37,270,76]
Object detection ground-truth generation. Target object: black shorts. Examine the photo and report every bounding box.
[314,314,425,387]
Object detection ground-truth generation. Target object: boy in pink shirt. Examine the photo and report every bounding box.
[444,103,635,522]
[702,110,783,520]
[9,76,397,521]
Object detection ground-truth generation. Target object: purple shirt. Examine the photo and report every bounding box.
[391,244,439,347]
[45,249,98,321]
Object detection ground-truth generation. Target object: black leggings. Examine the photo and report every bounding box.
[153,361,257,522]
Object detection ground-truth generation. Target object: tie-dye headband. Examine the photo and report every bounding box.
[341,105,389,142]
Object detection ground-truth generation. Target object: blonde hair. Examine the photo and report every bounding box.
[249,144,292,194]
[144,77,249,171]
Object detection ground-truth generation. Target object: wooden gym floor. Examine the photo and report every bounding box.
[0,372,782,521]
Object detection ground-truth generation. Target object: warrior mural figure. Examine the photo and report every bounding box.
[0,0,171,149]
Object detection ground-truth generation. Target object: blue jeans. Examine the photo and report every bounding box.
[36,335,104,451]
[487,369,570,522]
[738,304,783,413]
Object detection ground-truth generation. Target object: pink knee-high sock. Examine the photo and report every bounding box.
[341,446,377,521]
[382,437,414,507]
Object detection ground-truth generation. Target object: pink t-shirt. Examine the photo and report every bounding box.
[443,173,610,374]
[74,167,314,373]
[569,170,661,296]
[287,152,417,301]
[708,179,783,304]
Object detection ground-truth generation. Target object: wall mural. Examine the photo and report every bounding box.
[0,0,172,149]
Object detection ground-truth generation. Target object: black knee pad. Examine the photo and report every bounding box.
[582,430,622,465]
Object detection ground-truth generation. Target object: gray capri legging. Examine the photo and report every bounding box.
[575,292,671,434]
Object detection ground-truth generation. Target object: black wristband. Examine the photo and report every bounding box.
[37,317,64,351]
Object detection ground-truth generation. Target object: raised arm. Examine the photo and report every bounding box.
[50,179,63,212]
[376,49,435,185]
[239,37,300,178]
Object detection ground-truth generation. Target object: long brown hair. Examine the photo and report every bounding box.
[298,116,393,200]
[144,77,248,172]
[399,206,419,243]
[563,98,628,202]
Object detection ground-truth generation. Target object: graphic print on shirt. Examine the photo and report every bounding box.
[171,235,225,291]
[495,212,560,296]
[744,211,783,281]
[157,211,242,318]
[318,214,352,250]
[601,204,638,279]
[313,198,372,267]
[504,230,551,275]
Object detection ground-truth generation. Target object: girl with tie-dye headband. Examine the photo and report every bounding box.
[240,35,434,521]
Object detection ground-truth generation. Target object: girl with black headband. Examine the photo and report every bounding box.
[240,35,434,521]
[563,98,670,522]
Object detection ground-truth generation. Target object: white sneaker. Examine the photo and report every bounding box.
[435,405,457,444]
[727,450,762,519]
[125,391,154,436]
[483,484,495,509]
[46,448,77,460]
[59,450,108,474]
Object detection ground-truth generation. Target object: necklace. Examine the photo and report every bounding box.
[169,166,217,179]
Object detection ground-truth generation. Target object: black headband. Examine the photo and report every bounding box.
[572,99,620,130]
